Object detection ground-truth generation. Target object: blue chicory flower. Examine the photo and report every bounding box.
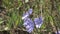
[22,12,29,20]
[34,17,43,28]
[23,17,34,33]
[28,8,33,15]
[22,8,33,20]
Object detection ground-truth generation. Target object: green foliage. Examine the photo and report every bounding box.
[0,0,60,34]
[0,18,3,24]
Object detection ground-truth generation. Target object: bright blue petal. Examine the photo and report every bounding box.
[34,18,40,25]
[34,17,43,28]
[22,12,29,19]
[39,17,43,23]
[26,24,34,33]
[26,26,34,33]
[22,8,33,20]
[23,17,34,33]
[28,8,33,15]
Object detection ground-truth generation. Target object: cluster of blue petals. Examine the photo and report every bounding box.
[23,18,34,33]
[34,17,43,28]
[22,8,43,33]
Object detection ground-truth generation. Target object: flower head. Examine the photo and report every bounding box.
[23,18,34,33]
[22,12,29,20]
[28,8,33,15]
[34,17,43,28]
[22,8,33,20]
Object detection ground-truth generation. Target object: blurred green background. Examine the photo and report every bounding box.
[0,0,60,34]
